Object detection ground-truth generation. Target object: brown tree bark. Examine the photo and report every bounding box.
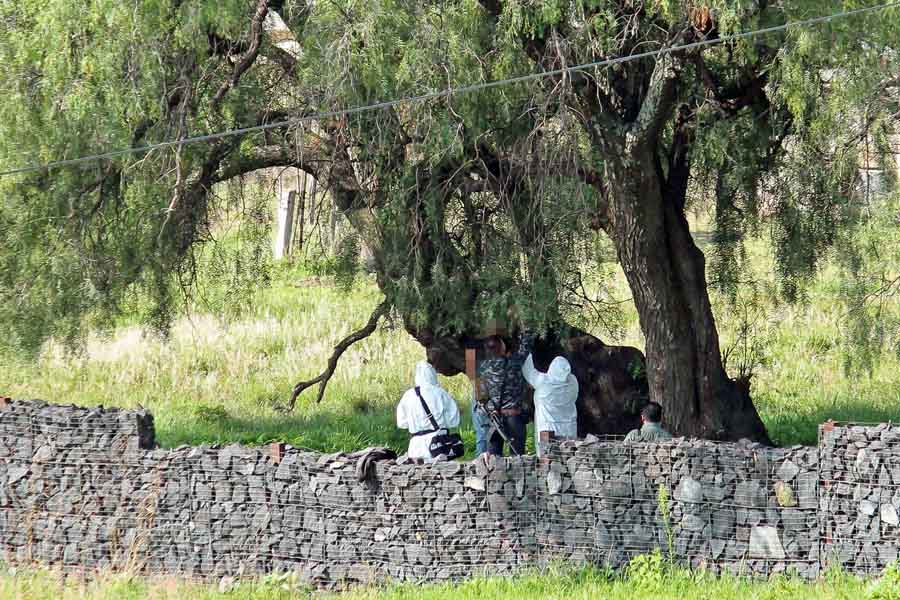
[603,147,771,443]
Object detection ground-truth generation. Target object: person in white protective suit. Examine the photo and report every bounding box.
[522,353,579,456]
[396,361,461,463]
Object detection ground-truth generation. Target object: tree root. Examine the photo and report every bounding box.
[288,299,390,410]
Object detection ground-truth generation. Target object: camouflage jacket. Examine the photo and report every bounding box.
[476,333,535,412]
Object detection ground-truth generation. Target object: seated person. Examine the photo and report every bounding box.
[624,402,673,442]
[522,353,578,457]
[396,361,461,462]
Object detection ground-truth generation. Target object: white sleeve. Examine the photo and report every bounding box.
[522,353,541,387]
[442,391,461,429]
[396,393,410,430]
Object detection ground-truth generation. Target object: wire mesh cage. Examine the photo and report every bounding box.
[1,399,899,586]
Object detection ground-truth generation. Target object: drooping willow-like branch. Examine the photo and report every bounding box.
[288,298,391,409]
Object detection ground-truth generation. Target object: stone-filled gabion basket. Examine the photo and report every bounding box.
[0,398,895,586]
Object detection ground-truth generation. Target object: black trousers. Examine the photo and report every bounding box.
[488,414,526,456]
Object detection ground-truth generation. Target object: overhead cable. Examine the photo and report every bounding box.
[1,1,898,178]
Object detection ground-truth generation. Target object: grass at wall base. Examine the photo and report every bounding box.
[2,558,900,599]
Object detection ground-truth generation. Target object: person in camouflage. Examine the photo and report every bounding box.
[624,402,673,443]
[474,333,535,456]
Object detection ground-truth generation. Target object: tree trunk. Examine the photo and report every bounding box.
[604,149,771,443]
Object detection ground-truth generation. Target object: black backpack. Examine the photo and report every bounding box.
[414,386,464,460]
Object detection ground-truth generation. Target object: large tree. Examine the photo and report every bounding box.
[1,0,897,442]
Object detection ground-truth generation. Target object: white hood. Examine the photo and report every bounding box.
[548,357,572,383]
[414,361,439,388]
[522,353,579,456]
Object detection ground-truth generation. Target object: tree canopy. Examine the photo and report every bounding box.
[1,0,898,440]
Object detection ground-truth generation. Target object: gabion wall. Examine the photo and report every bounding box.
[0,398,891,585]
[819,423,900,573]
[537,438,820,579]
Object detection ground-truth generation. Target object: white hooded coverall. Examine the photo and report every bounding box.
[396,362,461,462]
[522,354,579,456]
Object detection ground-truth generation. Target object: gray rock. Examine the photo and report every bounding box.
[439,461,462,477]
[547,470,563,496]
[749,526,785,559]
[251,508,271,532]
[735,481,765,508]
[777,460,800,482]
[882,503,900,527]
[880,466,891,487]
[675,477,703,504]
[32,445,54,463]
[860,500,878,517]
[712,508,735,538]
[405,543,433,566]
[474,455,493,477]
[7,466,28,484]
[682,514,706,532]
[601,480,631,501]
[879,544,899,564]
[446,494,468,514]
[705,485,727,503]
[464,477,485,492]
[855,448,878,475]
[595,523,613,548]
[797,475,817,510]
[572,469,595,495]
[488,493,508,513]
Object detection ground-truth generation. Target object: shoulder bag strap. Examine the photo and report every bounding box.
[414,386,442,433]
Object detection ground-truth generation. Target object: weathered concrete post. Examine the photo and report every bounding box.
[274,186,296,260]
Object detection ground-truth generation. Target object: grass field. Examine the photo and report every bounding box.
[0,211,899,598]
[3,561,900,600]
[1,219,897,452]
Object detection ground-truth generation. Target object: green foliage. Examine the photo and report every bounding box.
[716,281,778,381]
[0,0,289,351]
[2,0,899,393]
[869,562,900,600]
[1,204,897,450]
[834,194,900,375]
[656,484,675,560]
[625,550,669,593]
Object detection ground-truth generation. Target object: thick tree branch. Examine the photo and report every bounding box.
[210,0,269,111]
[288,299,391,409]
[628,47,684,150]
[664,104,695,209]
[693,53,770,116]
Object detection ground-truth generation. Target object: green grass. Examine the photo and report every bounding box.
[0,268,549,457]
[2,561,900,600]
[0,279,435,454]
[4,219,894,450]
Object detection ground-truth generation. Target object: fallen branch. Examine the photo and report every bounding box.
[288,298,390,409]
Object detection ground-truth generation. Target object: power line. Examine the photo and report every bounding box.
[1,0,898,178]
